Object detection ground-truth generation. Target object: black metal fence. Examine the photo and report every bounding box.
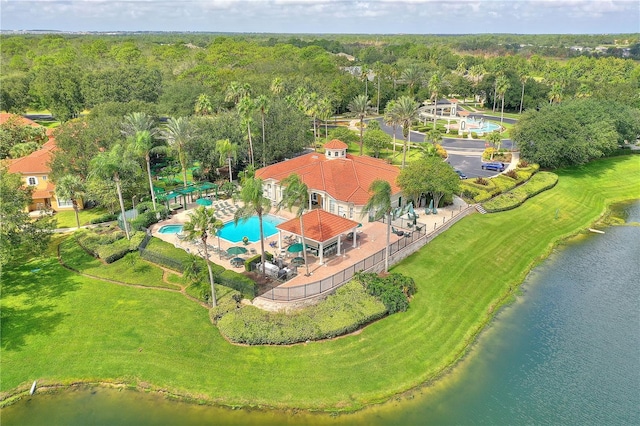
[259,206,475,302]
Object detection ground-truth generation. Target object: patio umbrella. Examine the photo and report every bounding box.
[196,198,212,207]
[227,246,247,255]
[291,256,305,266]
[230,257,245,267]
[287,243,305,253]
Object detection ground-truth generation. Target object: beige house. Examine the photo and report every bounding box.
[255,140,402,221]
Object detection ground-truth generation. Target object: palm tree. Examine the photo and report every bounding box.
[423,129,442,158]
[388,96,419,168]
[195,93,213,116]
[428,72,442,130]
[237,96,256,166]
[373,61,383,113]
[225,81,249,105]
[277,173,310,276]
[233,175,271,275]
[400,67,423,97]
[362,179,392,273]
[90,144,139,240]
[270,77,283,96]
[549,82,563,104]
[255,95,270,167]
[182,206,223,307]
[347,94,371,156]
[486,131,502,160]
[55,174,85,228]
[383,99,399,155]
[161,117,191,188]
[302,91,320,148]
[317,97,333,140]
[469,64,485,104]
[215,138,238,183]
[496,75,511,125]
[122,112,160,210]
[360,68,369,98]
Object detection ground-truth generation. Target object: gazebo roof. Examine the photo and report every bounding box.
[277,210,360,243]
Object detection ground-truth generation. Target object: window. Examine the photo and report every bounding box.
[27,176,38,186]
[349,206,354,219]
[329,199,335,213]
[42,175,47,180]
[57,198,74,208]
[327,151,332,157]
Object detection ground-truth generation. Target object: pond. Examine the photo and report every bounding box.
[4,201,639,425]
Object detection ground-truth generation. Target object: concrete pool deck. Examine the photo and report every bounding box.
[150,196,470,309]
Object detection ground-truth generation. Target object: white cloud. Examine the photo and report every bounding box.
[0,0,637,33]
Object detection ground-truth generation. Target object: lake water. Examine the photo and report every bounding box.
[4,202,639,425]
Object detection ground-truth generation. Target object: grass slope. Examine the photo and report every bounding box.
[1,156,639,410]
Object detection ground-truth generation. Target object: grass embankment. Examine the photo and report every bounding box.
[2,156,639,411]
[54,207,111,228]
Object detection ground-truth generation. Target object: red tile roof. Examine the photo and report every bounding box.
[32,181,56,199]
[256,144,401,206]
[276,209,360,243]
[0,113,40,128]
[324,139,348,149]
[7,139,56,174]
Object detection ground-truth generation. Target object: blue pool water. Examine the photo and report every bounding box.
[157,224,184,234]
[218,215,284,243]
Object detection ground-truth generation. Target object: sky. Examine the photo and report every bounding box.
[1,0,638,34]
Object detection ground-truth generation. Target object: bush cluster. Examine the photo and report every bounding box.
[460,164,541,204]
[89,213,118,224]
[354,272,417,314]
[216,281,387,345]
[74,227,145,263]
[130,203,170,231]
[482,171,559,213]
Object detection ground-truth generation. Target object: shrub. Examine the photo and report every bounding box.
[245,251,274,272]
[90,213,118,224]
[354,272,415,314]
[504,170,519,179]
[216,281,387,345]
[518,159,529,168]
[217,269,257,299]
[475,177,489,186]
[482,171,559,213]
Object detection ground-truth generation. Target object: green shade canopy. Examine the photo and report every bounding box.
[291,256,305,265]
[230,257,245,267]
[287,243,305,252]
[196,198,212,206]
[227,246,248,255]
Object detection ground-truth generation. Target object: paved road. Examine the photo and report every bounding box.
[373,115,516,178]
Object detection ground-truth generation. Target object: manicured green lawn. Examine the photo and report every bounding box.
[58,238,179,290]
[54,207,110,228]
[1,155,638,411]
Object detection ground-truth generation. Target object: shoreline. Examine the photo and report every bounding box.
[3,198,636,413]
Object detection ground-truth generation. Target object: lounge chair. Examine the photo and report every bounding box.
[391,227,404,236]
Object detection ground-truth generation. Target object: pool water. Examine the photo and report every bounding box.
[157,224,184,234]
[218,215,284,243]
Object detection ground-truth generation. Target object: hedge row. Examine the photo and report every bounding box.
[74,228,145,264]
[143,237,256,299]
[216,281,387,345]
[482,171,559,213]
[460,164,540,203]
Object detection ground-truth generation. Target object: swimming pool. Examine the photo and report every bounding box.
[158,224,184,234]
[218,214,284,243]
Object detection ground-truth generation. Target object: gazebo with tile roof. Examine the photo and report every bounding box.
[256,139,403,221]
[276,209,360,265]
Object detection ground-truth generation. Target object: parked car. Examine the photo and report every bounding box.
[481,162,505,171]
[455,169,467,179]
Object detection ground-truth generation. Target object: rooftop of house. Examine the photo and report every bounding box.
[7,138,56,175]
[256,140,401,206]
[276,209,360,243]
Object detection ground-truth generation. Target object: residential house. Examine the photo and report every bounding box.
[3,114,82,213]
